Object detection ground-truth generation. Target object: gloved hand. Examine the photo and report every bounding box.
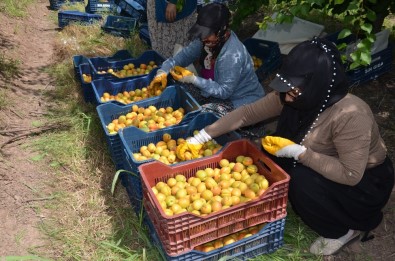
[176,129,212,160]
[149,69,167,89]
[170,66,197,84]
[262,136,306,160]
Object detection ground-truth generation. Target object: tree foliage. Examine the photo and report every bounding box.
[231,0,394,70]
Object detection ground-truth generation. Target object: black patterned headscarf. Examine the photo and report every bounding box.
[270,37,349,143]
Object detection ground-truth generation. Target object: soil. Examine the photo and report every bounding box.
[0,1,394,260]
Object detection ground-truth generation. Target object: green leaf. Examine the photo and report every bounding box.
[350,61,361,70]
[275,12,286,23]
[289,5,300,16]
[347,2,359,11]
[366,8,376,22]
[111,169,139,195]
[367,0,376,4]
[350,51,359,62]
[282,14,294,24]
[337,42,348,52]
[357,40,370,50]
[300,3,311,16]
[361,23,372,34]
[111,169,123,195]
[343,15,354,25]
[334,0,344,4]
[360,51,371,65]
[338,29,352,39]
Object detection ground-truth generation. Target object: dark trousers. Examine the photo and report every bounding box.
[280,157,394,238]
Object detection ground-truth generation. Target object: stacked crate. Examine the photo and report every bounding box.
[117,0,147,23]
[58,10,102,28]
[71,47,288,259]
[139,139,289,260]
[86,0,116,13]
[76,50,165,103]
[118,112,241,214]
[96,84,202,169]
[101,15,138,37]
[73,50,134,103]
[49,0,85,10]
[243,38,282,82]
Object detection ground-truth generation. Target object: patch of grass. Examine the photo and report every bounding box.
[0,0,34,17]
[0,54,19,110]
[30,45,151,259]
[58,1,87,12]
[0,88,10,110]
[54,22,128,61]
[0,53,20,80]
[4,256,52,261]
[249,208,320,261]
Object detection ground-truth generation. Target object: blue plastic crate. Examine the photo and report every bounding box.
[91,68,163,105]
[119,112,241,212]
[325,31,393,86]
[78,63,96,103]
[73,55,90,78]
[88,50,165,81]
[117,0,147,22]
[86,0,116,13]
[58,10,102,28]
[73,49,133,78]
[139,23,151,47]
[101,15,138,37]
[49,0,85,10]
[146,215,285,260]
[96,85,202,167]
[243,38,282,82]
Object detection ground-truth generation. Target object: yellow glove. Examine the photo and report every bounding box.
[149,69,167,89]
[176,129,211,160]
[262,136,306,160]
[176,142,203,160]
[170,66,196,83]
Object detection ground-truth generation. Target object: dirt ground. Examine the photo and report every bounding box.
[0,1,394,260]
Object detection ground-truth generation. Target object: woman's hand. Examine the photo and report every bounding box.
[170,66,196,84]
[149,69,168,89]
[176,129,212,160]
[262,136,306,160]
[166,3,177,22]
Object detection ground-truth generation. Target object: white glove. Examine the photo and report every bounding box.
[275,144,307,160]
[176,129,211,160]
[170,66,197,84]
[188,129,212,144]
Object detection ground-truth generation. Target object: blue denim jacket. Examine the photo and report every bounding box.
[161,31,265,108]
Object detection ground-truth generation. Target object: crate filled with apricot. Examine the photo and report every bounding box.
[139,139,290,255]
[88,50,165,81]
[252,55,263,71]
[134,132,222,164]
[100,82,164,104]
[106,105,185,134]
[100,61,157,78]
[96,85,201,168]
[118,112,240,213]
[152,155,270,217]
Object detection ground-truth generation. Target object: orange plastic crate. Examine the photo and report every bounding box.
[139,139,290,256]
